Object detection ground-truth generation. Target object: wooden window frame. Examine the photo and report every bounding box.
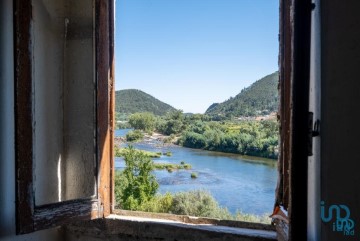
[14,0,312,239]
[14,0,114,234]
[276,0,312,240]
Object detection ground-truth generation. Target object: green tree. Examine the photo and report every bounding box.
[167,109,184,121]
[120,146,159,210]
[128,112,155,133]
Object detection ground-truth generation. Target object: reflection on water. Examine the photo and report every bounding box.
[115,129,277,215]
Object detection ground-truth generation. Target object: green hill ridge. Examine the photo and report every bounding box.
[115,89,176,116]
[205,71,279,117]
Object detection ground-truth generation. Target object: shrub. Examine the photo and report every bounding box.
[163,134,176,143]
[114,170,128,209]
[190,172,198,178]
[170,190,232,220]
[184,164,192,170]
[126,130,144,142]
[234,211,272,224]
[114,145,122,157]
[139,193,173,213]
[182,131,206,149]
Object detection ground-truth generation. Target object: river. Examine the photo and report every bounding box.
[115,129,277,216]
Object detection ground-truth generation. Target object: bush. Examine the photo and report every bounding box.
[114,170,128,209]
[182,131,206,149]
[234,211,272,223]
[116,121,131,129]
[190,172,198,178]
[126,130,144,142]
[114,145,122,157]
[170,190,232,220]
[163,134,176,143]
[183,164,192,169]
[139,193,173,213]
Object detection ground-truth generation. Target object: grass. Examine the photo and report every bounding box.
[154,162,192,171]
[115,146,161,158]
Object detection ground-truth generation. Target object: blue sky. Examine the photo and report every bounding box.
[115,0,279,113]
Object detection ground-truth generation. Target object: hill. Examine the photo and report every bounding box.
[205,71,279,117]
[115,89,176,116]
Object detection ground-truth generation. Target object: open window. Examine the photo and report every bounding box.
[15,0,114,234]
[14,0,312,240]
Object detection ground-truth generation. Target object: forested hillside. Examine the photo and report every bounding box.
[205,72,278,117]
[115,89,176,116]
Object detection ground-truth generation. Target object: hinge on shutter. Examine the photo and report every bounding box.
[308,112,320,156]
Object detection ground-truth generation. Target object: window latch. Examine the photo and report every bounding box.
[308,112,320,156]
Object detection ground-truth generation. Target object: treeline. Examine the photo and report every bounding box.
[115,89,176,116]
[205,71,279,117]
[180,120,278,159]
[124,111,278,159]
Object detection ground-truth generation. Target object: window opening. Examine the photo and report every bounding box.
[15,0,114,234]
[113,0,280,224]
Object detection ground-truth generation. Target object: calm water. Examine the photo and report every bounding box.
[115,129,277,215]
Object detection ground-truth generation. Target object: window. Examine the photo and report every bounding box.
[15,0,114,234]
[114,0,279,223]
[14,0,312,240]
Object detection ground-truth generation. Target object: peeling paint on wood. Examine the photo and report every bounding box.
[96,0,114,218]
[275,0,293,214]
[275,1,312,240]
[34,199,98,231]
[15,0,35,234]
[15,0,114,234]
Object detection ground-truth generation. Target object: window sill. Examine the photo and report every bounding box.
[64,211,277,241]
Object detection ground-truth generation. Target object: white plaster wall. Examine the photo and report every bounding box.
[33,0,96,205]
[33,0,67,205]
[63,0,96,201]
[307,0,321,240]
[0,0,63,240]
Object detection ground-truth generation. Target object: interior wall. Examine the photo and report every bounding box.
[63,0,96,201]
[321,0,360,240]
[33,0,66,205]
[0,0,63,240]
[33,0,96,205]
[307,0,321,240]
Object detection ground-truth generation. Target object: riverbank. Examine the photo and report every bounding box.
[114,133,277,215]
[115,129,278,161]
[115,131,175,145]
